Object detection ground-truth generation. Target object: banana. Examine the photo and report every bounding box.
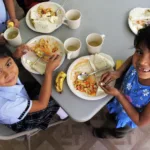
[55,71,67,93]
[7,22,14,28]
[115,60,124,70]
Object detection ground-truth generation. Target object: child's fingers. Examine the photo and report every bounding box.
[100,72,108,80]
[24,45,31,51]
[105,77,114,85]
[54,55,62,60]
[0,36,6,44]
[100,75,112,85]
[17,44,29,53]
[100,84,109,93]
[102,84,113,93]
[23,49,29,54]
[55,55,61,61]
[100,72,110,82]
[49,54,58,61]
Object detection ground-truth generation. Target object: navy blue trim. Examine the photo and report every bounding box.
[18,100,30,120]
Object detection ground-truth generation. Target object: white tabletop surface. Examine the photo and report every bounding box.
[7,0,150,122]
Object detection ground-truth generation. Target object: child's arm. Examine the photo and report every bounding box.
[29,55,61,113]
[0,35,6,45]
[4,0,19,28]
[100,84,150,127]
[100,56,132,85]
[116,93,150,127]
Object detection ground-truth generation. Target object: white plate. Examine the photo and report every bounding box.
[21,35,65,74]
[67,55,115,101]
[26,2,65,33]
[128,7,150,34]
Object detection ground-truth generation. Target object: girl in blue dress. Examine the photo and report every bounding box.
[93,26,150,138]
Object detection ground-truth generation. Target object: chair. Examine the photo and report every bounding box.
[0,119,65,150]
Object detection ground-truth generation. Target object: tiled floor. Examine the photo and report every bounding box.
[0,1,150,150]
[0,110,150,150]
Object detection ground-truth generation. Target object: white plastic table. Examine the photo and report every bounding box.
[7,0,150,122]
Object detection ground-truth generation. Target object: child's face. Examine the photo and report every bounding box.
[132,44,150,80]
[0,57,19,86]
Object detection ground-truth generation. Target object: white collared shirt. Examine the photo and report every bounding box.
[0,79,32,124]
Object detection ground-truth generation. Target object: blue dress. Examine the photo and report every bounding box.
[107,65,150,128]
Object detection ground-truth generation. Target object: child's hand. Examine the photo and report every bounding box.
[7,19,20,28]
[45,55,61,74]
[100,83,120,97]
[13,44,31,59]
[0,35,6,45]
[100,70,121,85]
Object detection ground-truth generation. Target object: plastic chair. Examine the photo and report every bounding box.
[0,120,65,150]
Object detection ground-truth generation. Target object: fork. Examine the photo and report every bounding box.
[56,0,68,15]
[32,52,45,66]
[55,0,68,26]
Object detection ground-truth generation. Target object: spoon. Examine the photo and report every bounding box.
[77,66,110,81]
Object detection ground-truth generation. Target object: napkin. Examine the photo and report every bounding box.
[89,53,115,71]
[32,60,46,75]
[30,10,40,20]
[30,8,59,33]
[33,18,51,32]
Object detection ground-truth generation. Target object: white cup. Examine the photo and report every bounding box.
[64,37,81,59]
[63,9,81,29]
[3,27,22,47]
[86,33,105,54]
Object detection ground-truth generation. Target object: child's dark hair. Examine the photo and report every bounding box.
[0,52,8,58]
[134,26,150,50]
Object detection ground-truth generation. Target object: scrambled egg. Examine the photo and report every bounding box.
[73,72,98,96]
[37,5,56,17]
[31,38,59,62]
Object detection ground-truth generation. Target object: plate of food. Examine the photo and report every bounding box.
[67,53,115,100]
[21,35,65,74]
[26,2,65,33]
[128,7,150,34]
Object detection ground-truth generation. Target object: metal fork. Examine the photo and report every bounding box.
[32,52,45,66]
[56,0,68,15]
[55,0,68,26]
